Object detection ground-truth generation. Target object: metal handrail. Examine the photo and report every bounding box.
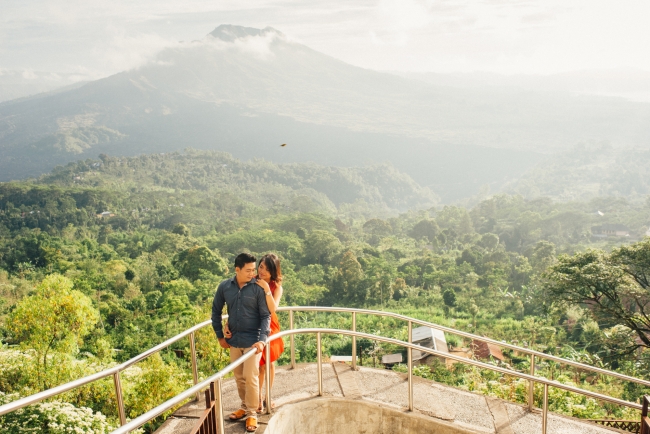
[1,306,649,430]
[277,306,650,388]
[111,328,643,434]
[0,319,212,422]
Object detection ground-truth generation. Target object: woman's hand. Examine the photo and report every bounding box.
[256,279,270,292]
[223,322,232,339]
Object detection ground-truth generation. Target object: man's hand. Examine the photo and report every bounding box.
[218,338,231,349]
[223,323,232,339]
[252,342,265,354]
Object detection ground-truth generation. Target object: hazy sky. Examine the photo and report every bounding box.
[2,0,649,79]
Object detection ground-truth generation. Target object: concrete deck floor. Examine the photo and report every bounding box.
[154,363,624,434]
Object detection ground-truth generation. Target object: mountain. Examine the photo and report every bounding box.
[0,70,88,103]
[2,25,650,202]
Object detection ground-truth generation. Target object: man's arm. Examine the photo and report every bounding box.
[257,287,271,344]
[211,283,226,339]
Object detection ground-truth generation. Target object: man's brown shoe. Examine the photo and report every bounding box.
[245,417,258,432]
[228,409,246,420]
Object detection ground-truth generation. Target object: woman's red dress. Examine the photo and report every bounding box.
[260,280,284,366]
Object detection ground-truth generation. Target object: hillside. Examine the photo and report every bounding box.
[507,144,650,202]
[3,25,650,202]
[31,150,438,217]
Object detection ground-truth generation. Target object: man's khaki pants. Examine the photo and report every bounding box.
[230,347,262,418]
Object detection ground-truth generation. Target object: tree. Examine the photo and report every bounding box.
[303,230,343,265]
[171,223,190,237]
[530,240,556,272]
[160,279,195,336]
[363,219,392,236]
[364,256,396,306]
[478,233,499,251]
[392,278,408,301]
[7,274,99,389]
[333,251,365,304]
[173,245,228,281]
[442,288,457,317]
[409,219,439,242]
[544,244,650,353]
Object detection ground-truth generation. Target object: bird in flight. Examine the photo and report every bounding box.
[280,143,287,147]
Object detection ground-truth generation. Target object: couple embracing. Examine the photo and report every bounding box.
[211,252,285,433]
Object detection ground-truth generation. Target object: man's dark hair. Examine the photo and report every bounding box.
[234,253,256,269]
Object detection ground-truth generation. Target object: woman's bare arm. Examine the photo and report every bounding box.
[273,285,283,307]
[256,279,278,314]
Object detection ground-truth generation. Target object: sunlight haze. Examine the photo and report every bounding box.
[3,0,649,77]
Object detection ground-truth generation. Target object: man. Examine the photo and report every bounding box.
[212,253,271,432]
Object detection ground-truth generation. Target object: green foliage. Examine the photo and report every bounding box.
[2,151,650,428]
[173,246,228,281]
[0,392,113,434]
[409,219,439,242]
[6,275,99,389]
[123,354,190,424]
[545,239,650,354]
[442,289,457,307]
[303,230,343,265]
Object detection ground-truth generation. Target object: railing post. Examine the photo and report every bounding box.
[642,396,649,434]
[290,310,296,369]
[265,343,272,415]
[317,332,323,396]
[209,382,216,432]
[204,388,212,433]
[113,371,126,426]
[216,378,225,434]
[542,383,548,434]
[189,332,200,402]
[351,312,357,370]
[529,354,535,411]
[408,320,413,411]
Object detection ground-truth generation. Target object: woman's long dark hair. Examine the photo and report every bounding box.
[259,253,282,284]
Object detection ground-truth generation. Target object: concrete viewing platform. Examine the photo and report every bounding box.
[155,363,623,434]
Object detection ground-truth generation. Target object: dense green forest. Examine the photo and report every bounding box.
[1,150,650,432]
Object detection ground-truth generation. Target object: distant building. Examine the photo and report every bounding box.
[471,340,505,362]
[97,211,115,218]
[330,355,357,363]
[381,353,403,368]
[591,224,630,238]
[411,326,449,364]
[446,347,472,368]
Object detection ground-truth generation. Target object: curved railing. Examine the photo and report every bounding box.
[1,306,649,433]
[112,328,643,434]
[0,319,213,425]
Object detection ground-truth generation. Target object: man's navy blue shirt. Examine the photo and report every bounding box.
[212,276,271,349]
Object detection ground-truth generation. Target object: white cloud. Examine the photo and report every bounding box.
[91,30,179,73]
[186,28,283,61]
[22,69,38,79]
[1,0,650,76]
[369,0,434,45]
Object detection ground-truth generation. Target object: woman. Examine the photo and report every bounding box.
[224,253,284,411]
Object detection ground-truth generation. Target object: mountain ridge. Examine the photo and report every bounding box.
[1,25,649,202]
